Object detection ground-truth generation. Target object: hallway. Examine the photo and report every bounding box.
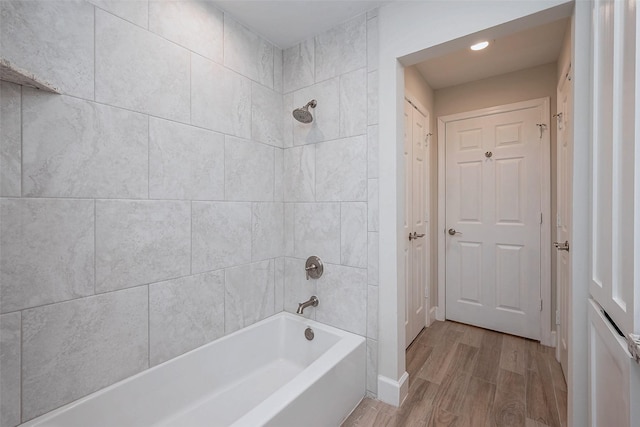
[343,321,567,427]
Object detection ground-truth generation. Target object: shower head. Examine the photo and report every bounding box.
[292,99,317,124]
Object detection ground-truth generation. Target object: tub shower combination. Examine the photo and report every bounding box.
[22,254,366,427]
[21,313,366,427]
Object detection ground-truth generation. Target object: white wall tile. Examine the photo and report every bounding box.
[252,203,284,261]
[192,202,252,272]
[367,16,379,71]
[96,200,191,293]
[368,232,379,286]
[89,0,149,28]
[274,48,283,93]
[283,257,316,318]
[367,70,379,125]
[316,135,367,201]
[294,203,340,264]
[340,68,367,138]
[315,263,367,335]
[225,260,275,333]
[283,145,315,202]
[315,14,366,82]
[283,93,294,148]
[149,117,224,200]
[0,199,94,313]
[252,82,283,147]
[368,125,379,179]
[95,10,190,122]
[283,39,314,93]
[0,82,21,197]
[274,148,284,202]
[0,312,20,427]
[149,0,223,62]
[149,270,225,366]
[22,91,148,199]
[284,203,295,257]
[293,78,339,145]
[22,287,148,421]
[191,55,251,138]
[0,0,94,99]
[275,257,285,312]
[367,285,378,339]
[224,15,274,88]
[366,338,378,394]
[341,202,368,268]
[225,137,274,201]
[368,179,379,231]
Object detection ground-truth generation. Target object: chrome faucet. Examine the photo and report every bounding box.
[296,296,319,314]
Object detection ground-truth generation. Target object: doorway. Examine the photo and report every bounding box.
[440,98,551,340]
[376,1,582,411]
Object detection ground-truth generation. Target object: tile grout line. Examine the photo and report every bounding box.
[49,81,291,152]
[189,53,192,126]
[147,115,150,199]
[147,284,151,369]
[190,201,193,275]
[19,85,23,198]
[93,5,96,102]
[93,200,97,295]
[19,310,23,423]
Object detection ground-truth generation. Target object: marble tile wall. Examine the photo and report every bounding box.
[0,1,286,424]
[282,12,379,396]
[0,3,381,423]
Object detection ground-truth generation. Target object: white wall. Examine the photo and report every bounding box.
[377,0,574,406]
[0,1,284,424]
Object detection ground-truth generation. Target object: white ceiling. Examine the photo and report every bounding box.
[212,1,391,49]
[415,18,570,90]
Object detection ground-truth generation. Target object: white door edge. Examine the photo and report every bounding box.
[436,97,553,345]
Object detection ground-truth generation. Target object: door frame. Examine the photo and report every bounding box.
[436,97,553,346]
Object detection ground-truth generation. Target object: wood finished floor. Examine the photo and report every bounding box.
[343,321,567,427]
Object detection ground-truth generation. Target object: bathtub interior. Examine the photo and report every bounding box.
[22,313,363,427]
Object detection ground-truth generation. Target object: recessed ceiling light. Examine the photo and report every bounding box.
[470,41,489,51]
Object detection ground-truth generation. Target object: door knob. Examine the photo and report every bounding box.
[553,241,570,251]
[409,232,426,241]
[448,228,462,236]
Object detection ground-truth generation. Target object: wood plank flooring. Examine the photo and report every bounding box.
[342,321,567,427]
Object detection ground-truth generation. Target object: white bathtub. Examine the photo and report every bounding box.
[20,312,366,427]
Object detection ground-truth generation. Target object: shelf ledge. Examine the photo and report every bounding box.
[0,58,60,93]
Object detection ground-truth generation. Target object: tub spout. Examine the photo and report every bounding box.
[296,296,319,314]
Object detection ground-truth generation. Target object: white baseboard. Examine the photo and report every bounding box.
[429,306,437,324]
[550,331,557,347]
[377,372,409,407]
[435,306,445,321]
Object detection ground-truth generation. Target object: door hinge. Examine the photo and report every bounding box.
[540,212,543,225]
[556,310,560,325]
[539,299,543,311]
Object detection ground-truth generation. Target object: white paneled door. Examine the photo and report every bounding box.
[588,1,640,426]
[404,98,429,348]
[556,66,572,379]
[445,100,548,340]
